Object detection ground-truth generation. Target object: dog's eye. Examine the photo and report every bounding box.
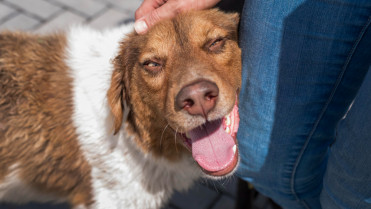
[143,60,162,74]
[147,62,160,67]
[207,38,226,52]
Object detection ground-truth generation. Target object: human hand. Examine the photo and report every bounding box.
[134,0,221,34]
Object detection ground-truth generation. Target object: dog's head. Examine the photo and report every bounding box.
[108,9,241,177]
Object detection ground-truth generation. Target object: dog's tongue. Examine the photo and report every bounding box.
[188,120,236,172]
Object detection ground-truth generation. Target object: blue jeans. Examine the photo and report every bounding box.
[236,0,371,208]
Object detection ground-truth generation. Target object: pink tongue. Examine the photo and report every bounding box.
[188,120,235,172]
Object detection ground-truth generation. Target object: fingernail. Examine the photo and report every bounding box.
[134,20,148,34]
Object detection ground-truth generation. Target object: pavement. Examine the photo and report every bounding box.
[0,0,138,32]
[0,0,240,208]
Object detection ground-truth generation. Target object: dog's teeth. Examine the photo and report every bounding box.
[185,132,190,139]
[225,116,231,126]
[225,127,230,134]
[232,145,237,154]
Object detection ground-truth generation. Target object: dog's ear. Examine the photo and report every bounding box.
[108,33,142,135]
[222,10,240,26]
[107,36,137,135]
[226,12,240,27]
[207,9,240,40]
[107,53,126,135]
[224,12,240,39]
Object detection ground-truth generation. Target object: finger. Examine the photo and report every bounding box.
[134,1,179,34]
[135,0,167,20]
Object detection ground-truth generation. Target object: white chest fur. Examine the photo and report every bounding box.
[67,25,201,209]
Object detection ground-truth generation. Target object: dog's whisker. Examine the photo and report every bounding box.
[210,180,220,193]
[174,127,179,153]
[160,124,170,149]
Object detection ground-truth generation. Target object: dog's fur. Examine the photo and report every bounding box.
[0,9,241,209]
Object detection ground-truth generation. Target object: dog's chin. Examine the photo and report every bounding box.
[177,96,240,178]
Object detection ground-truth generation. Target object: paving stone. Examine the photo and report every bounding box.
[211,196,235,209]
[95,0,141,13]
[0,3,15,21]
[89,8,131,29]
[48,0,106,17]
[4,0,61,19]
[35,11,85,33]
[0,14,39,31]
[169,183,219,209]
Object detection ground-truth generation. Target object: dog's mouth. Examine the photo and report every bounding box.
[180,98,239,177]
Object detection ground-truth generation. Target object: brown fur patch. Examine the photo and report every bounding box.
[108,9,241,161]
[0,32,93,206]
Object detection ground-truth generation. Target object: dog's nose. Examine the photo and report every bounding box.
[176,80,219,118]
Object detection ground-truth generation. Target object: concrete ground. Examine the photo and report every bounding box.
[0,0,239,208]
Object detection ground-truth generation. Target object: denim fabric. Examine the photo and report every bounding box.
[236,0,371,208]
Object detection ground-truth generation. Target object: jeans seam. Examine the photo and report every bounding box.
[289,15,371,209]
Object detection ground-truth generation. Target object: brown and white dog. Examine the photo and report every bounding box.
[0,9,241,209]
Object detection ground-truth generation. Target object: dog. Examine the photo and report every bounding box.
[0,9,241,209]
